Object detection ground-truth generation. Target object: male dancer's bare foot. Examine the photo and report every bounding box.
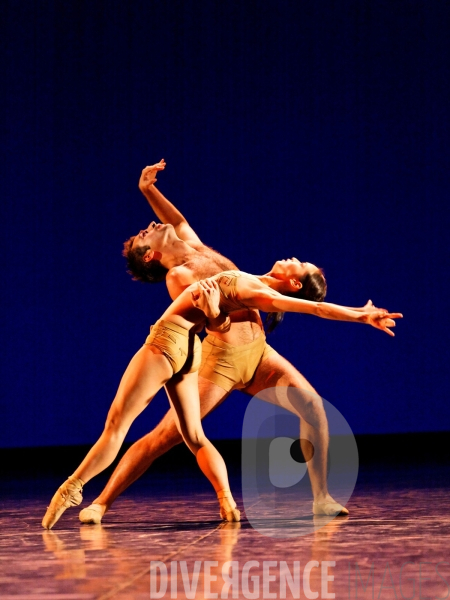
[79,503,107,524]
[312,494,349,516]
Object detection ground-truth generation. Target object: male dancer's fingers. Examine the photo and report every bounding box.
[142,160,166,177]
[198,283,216,302]
[206,280,221,300]
[142,170,158,184]
[208,280,220,298]
[191,290,201,304]
[199,279,217,293]
[196,282,206,295]
[201,278,215,289]
[144,158,165,169]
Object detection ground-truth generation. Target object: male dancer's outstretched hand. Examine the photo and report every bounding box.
[139,159,166,191]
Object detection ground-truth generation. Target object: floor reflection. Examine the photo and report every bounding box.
[1,471,450,599]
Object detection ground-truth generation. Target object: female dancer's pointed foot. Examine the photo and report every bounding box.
[217,490,241,522]
[79,503,106,524]
[42,476,84,529]
[313,500,349,516]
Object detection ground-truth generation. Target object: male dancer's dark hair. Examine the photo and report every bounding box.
[122,237,168,283]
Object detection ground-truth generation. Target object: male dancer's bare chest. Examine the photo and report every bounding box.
[183,247,238,280]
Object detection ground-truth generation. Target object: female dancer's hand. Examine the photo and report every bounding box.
[363,299,387,313]
[365,310,403,336]
[191,278,221,319]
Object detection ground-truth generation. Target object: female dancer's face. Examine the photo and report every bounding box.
[270,258,318,280]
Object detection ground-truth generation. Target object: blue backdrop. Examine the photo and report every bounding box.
[1,1,449,447]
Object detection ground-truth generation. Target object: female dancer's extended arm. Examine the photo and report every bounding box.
[192,278,402,336]
[239,284,402,336]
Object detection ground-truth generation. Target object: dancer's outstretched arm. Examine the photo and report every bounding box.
[193,279,402,336]
[138,159,202,245]
[243,287,402,336]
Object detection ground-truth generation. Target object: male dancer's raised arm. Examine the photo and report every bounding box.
[138,160,202,246]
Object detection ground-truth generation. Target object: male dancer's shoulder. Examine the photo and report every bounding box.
[166,265,198,299]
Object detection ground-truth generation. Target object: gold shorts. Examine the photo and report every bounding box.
[145,319,202,375]
[199,333,274,392]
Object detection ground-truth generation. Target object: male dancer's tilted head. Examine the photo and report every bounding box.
[122,221,184,283]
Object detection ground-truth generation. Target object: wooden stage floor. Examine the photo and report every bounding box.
[1,463,450,599]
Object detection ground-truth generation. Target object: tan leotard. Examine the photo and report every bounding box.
[214,270,260,313]
[145,320,202,375]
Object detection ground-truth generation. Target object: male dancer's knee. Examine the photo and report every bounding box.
[301,396,327,429]
[145,411,185,459]
[285,387,326,429]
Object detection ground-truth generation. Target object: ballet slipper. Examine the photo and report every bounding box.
[79,504,105,525]
[217,490,240,522]
[42,475,84,530]
[312,501,349,516]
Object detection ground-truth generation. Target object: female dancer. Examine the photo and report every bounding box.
[42,260,401,529]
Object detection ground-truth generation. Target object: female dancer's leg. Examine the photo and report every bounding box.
[165,371,240,522]
[42,344,173,529]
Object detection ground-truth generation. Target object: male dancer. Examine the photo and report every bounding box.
[79,159,364,523]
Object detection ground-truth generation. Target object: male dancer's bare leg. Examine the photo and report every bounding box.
[243,351,347,514]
